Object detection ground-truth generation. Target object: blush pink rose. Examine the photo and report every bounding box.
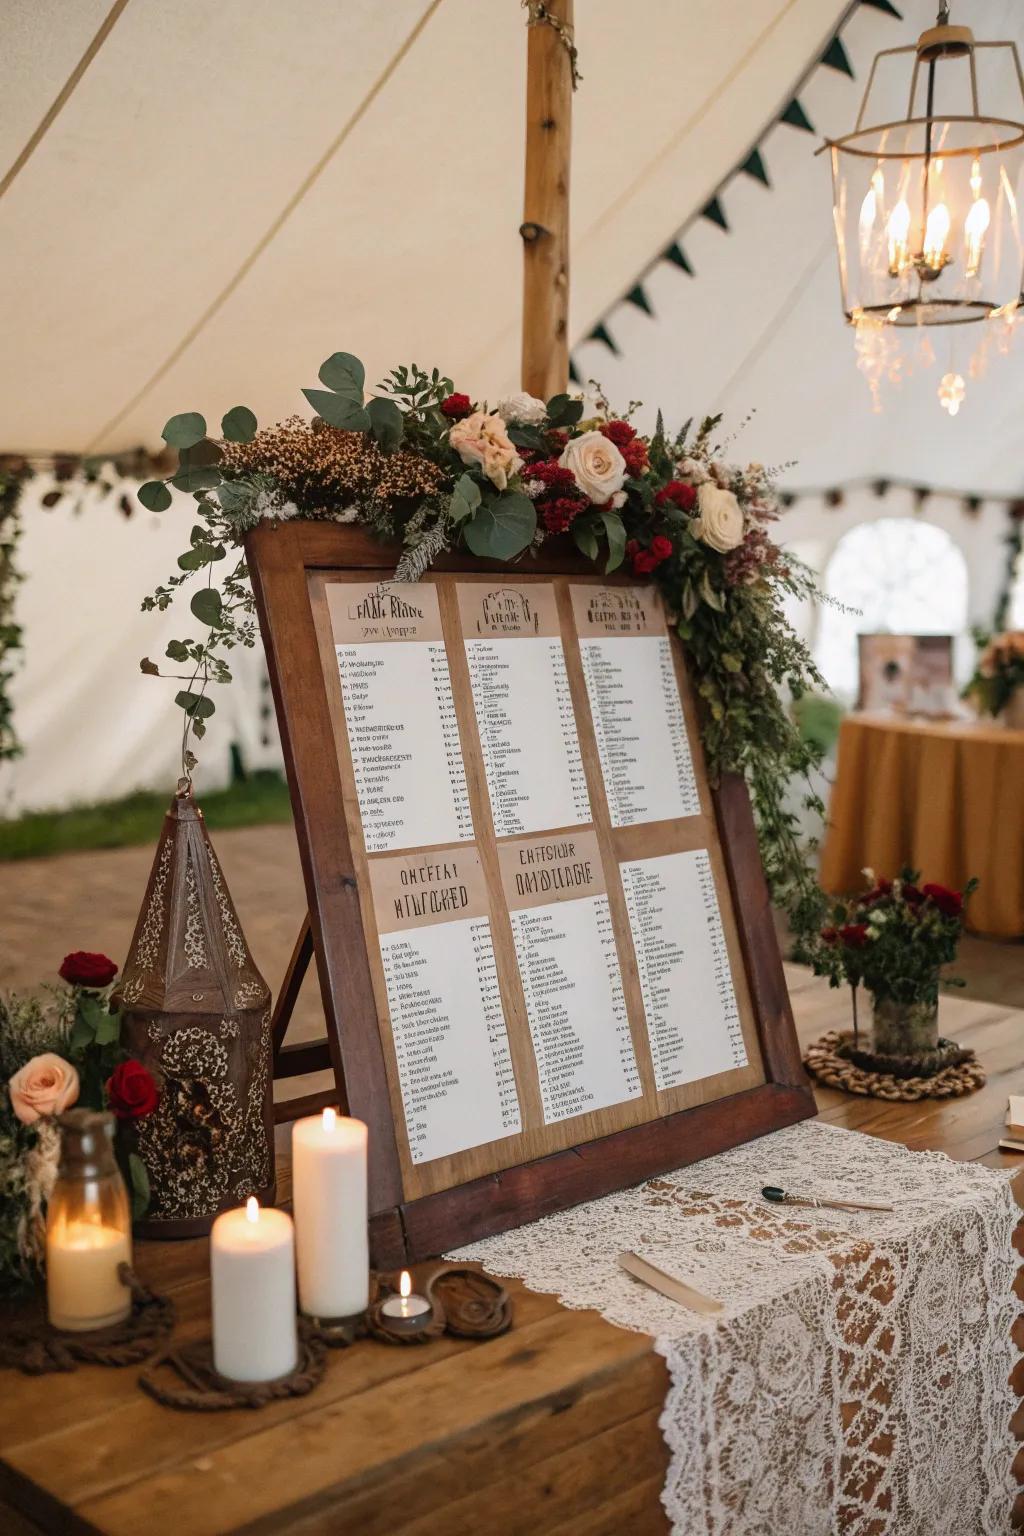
[448,411,523,491]
[9,1053,80,1125]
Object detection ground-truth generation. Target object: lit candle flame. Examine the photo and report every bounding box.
[399,1269,412,1299]
[922,202,951,272]
[887,199,911,276]
[322,1106,337,1133]
[246,1196,260,1223]
[965,196,990,279]
[859,167,884,252]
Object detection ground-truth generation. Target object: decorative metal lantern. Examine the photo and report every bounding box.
[112,785,274,1237]
[821,1,1024,407]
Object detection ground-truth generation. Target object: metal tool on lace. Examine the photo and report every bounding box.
[762,1185,894,1214]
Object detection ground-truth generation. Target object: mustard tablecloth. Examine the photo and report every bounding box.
[819,712,1024,938]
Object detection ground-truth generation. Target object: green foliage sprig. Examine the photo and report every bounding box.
[138,352,832,941]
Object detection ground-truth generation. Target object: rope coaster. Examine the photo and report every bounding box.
[139,1319,327,1412]
[0,1266,175,1375]
[804,1031,986,1101]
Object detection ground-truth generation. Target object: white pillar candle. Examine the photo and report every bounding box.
[46,1220,132,1332]
[211,1198,298,1382]
[292,1108,369,1319]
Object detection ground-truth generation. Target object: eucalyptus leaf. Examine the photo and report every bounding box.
[546,394,583,428]
[366,396,404,452]
[170,465,222,494]
[139,657,159,676]
[179,438,222,468]
[448,473,481,525]
[175,690,216,720]
[463,493,536,561]
[166,639,190,662]
[598,510,626,573]
[572,517,600,561]
[507,423,549,453]
[138,480,172,512]
[162,412,207,449]
[317,352,365,399]
[221,405,258,443]
[699,570,725,612]
[302,388,371,433]
[190,587,224,627]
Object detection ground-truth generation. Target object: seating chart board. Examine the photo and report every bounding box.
[248,524,815,1263]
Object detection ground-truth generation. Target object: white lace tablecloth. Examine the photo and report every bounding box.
[450,1121,1021,1535]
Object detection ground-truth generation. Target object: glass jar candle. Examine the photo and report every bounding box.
[46,1109,132,1332]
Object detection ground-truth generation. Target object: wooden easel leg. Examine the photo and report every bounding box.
[271,914,344,1122]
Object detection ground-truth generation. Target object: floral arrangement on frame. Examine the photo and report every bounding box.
[0,952,158,1293]
[964,629,1024,723]
[138,352,828,937]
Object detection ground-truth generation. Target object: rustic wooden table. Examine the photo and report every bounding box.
[1,967,1021,1536]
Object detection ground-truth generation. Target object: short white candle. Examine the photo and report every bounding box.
[380,1269,431,1319]
[292,1108,369,1319]
[211,1198,298,1382]
[46,1219,132,1332]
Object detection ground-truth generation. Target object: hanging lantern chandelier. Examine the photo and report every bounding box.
[821,2,1024,409]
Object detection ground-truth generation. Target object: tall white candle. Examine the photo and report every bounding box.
[211,1198,297,1382]
[292,1108,369,1319]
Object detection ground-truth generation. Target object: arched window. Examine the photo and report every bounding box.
[814,518,969,701]
[1009,538,1024,629]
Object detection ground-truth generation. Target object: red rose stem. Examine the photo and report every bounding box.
[521,0,574,400]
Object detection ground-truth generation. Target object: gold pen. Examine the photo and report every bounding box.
[762,1184,894,1214]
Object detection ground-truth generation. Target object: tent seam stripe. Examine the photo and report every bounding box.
[83,0,444,453]
[0,0,133,202]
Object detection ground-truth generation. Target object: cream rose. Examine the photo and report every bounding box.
[449,411,523,491]
[693,483,745,553]
[495,391,547,427]
[9,1053,80,1126]
[559,431,627,505]
[676,456,709,486]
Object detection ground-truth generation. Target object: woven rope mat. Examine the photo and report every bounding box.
[804,1031,986,1101]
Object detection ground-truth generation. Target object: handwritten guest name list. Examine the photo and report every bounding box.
[570,586,700,826]
[327,582,473,853]
[620,849,747,1090]
[369,848,521,1165]
[498,830,641,1124]
[459,583,591,837]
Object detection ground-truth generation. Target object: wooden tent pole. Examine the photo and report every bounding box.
[520,0,574,399]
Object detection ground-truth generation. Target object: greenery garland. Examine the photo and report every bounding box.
[139,352,829,940]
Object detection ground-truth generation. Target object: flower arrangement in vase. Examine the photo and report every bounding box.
[964,630,1024,728]
[811,870,977,1070]
[0,952,159,1293]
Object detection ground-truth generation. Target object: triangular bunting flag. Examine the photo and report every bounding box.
[740,148,770,187]
[860,0,902,16]
[568,357,582,385]
[625,284,653,316]
[780,98,815,134]
[663,243,694,275]
[701,197,729,232]
[821,36,854,76]
[587,322,619,355]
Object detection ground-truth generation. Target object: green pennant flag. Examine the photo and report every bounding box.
[625,284,653,315]
[740,148,770,187]
[568,357,582,385]
[780,98,815,134]
[587,322,619,355]
[860,0,902,16]
[702,197,729,231]
[821,36,854,76]
[663,242,694,275]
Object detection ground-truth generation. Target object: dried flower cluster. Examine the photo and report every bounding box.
[221,417,445,514]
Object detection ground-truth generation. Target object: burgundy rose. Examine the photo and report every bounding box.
[59,951,118,989]
[440,392,472,420]
[901,884,924,907]
[838,923,869,949]
[106,1060,160,1120]
[820,926,839,945]
[650,535,674,562]
[922,883,963,918]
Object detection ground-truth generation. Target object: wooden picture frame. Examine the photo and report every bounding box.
[247,521,815,1267]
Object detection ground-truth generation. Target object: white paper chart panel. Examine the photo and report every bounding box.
[458,583,592,838]
[498,831,642,1124]
[620,848,747,1091]
[570,585,700,827]
[369,848,521,1165]
[326,581,474,853]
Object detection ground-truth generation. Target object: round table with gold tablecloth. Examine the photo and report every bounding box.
[819,712,1024,938]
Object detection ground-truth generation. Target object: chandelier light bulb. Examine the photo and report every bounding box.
[921,202,951,275]
[965,194,991,278]
[887,199,912,276]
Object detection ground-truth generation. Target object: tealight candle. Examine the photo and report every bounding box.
[379,1270,432,1333]
[211,1198,298,1382]
[292,1108,369,1320]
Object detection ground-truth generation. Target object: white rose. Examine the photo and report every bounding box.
[677,457,709,485]
[559,430,627,506]
[693,483,745,553]
[496,391,548,427]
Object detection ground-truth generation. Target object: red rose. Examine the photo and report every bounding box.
[820,926,839,945]
[655,480,698,515]
[632,549,659,576]
[59,951,118,989]
[922,883,963,918]
[106,1060,160,1120]
[650,535,673,562]
[440,393,472,419]
[901,884,924,907]
[838,923,869,948]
